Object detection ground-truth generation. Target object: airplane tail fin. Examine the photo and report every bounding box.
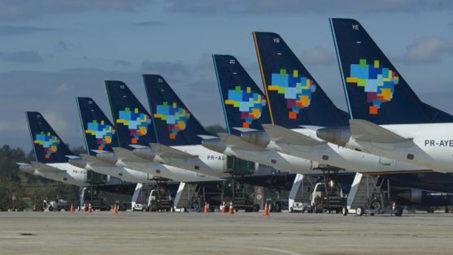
[330,18,453,124]
[143,74,209,146]
[26,111,75,163]
[76,97,118,155]
[212,54,271,135]
[105,81,156,149]
[253,31,348,129]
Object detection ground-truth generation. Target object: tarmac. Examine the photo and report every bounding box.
[1,211,453,255]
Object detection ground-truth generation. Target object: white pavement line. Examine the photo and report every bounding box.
[259,247,301,255]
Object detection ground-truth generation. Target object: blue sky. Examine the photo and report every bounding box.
[2,0,453,150]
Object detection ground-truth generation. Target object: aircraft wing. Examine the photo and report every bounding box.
[149,143,197,160]
[262,124,325,146]
[217,133,267,151]
[350,119,412,143]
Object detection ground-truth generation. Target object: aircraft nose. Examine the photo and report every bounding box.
[316,126,351,146]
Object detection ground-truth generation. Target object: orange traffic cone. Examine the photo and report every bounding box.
[88,203,93,213]
[262,202,269,217]
[221,201,226,213]
[69,203,74,213]
[82,203,87,212]
[229,201,234,215]
[203,201,209,213]
[113,204,118,216]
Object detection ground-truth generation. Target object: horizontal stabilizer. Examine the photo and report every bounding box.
[232,127,259,133]
[217,133,266,151]
[149,143,196,159]
[197,134,218,140]
[80,154,113,167]
[350,119,412,143]
[30,161,61,173]
[262,124,325,146]
[112,147,149,162]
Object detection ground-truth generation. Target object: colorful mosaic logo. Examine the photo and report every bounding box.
[269,69,316,119]
[33,132,60,159]
[225,86,266,128]
[154,102,190,140]
[116,107,151,144]
[85,120,115,150]
[346,59,399,115]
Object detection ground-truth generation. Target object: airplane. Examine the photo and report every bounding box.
[142,75,232,178]
[22,111,102,186]
[317,18,453,173]
[104,80,224,182]
[76,97,157,183]
[209,54,320,174]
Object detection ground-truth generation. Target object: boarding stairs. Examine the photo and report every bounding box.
[288,174,316,211]
[347,173,387,212]
[173,182,198,211]
[131,183,155,209]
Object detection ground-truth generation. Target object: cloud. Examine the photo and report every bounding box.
[133,20,164,27]
[1,51,43,63]
[113,60,132,67]
[55,41,70,52]
[0,0,150,20]
[0,25,56,35]
[55,83,72,94]
[164,0,453,14]
[301,46,336,65]
[141,60,189,76]
[402,37,453,64]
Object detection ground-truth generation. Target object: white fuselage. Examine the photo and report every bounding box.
[163,145,231,178]
[268,128,429,173]
[221,146,317,174]
[86,164,153,184]
[42,163,89,186]
[343,123,453,173]
[116,158,222,182]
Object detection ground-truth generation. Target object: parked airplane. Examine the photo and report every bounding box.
[76,97,156,183]
[104,80,224,181]
[142,75,231,177]
[318,18,453,173]
[22,112,102,186]
[209,54,319,174]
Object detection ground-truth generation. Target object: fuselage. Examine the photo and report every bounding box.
[116,158,222,183]
[342,123,453,173]
[161,144,231,178]
[38,163,89,186]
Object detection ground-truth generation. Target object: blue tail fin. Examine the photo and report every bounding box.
[143,74,210,145]
[212,54,271,136]
[253,32,349,129]
[330,18,453,124]
[76,97,118,155]
[105,81,157,149]
[26,111,76,163]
